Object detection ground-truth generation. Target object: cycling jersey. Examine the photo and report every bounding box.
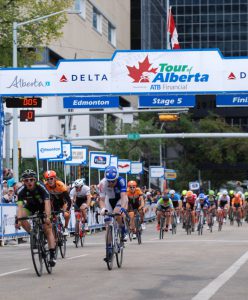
[98,177,127,211]
[195,197,210,209]
[70,185,91,209]
[17,182,50,214]
[127,187,143,211]
[157,198,173,211]
[169,193,180,202]
[231,197,243,206]
[45,180,71,211]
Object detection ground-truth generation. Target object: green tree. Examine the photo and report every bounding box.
[0,0,73,67]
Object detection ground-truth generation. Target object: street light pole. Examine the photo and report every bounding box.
[12,9,81,181]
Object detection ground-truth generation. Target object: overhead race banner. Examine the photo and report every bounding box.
[63,96,119,108]
[2,49,248,96]
[90,152,111,169]
[139,95,195,107]
[130,162,143,174]
[49,142,72,162]
[216,94,248,107]
[118,160,131,174]
[150,166,164,178]
[64,146,87,165]
[37,140,63,160]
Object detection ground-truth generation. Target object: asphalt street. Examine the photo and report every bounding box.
[1,220,248,300]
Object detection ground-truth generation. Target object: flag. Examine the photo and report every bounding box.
[167,7,180,49]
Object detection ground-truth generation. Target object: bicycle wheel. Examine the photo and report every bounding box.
[30,230,43,277]
[74,221,80,248]
[218,215,223,231]
[41,231,52,274]
[159,217,165,239]
[58,230,66,258]
[52,223,59,259]
[80,224,85,247]
[172,213,177,235]
[135,216,142,245]
[116,228,124,268]
[106,225,114,270]
[186,213,192,235]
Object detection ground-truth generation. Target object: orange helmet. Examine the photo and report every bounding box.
[44,170,57,179]
[128,180,137,188]
[186,191,193,198]
[234,193,240,199]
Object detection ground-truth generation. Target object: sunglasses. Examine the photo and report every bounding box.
[24,178,35,183]
[130,186,136,189]
[47,178,55,181]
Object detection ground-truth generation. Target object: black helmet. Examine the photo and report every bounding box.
[21,169,37,179]
[162,195,170,201]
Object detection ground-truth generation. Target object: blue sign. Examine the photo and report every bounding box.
[139,95,195,108]
[63,96,119,108]
[216,94,248,106]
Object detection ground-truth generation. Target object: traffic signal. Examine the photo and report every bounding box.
[159,114,180,122]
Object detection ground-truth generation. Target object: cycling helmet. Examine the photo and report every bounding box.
[105,166,119,181]
[222,190,228,196]
[128,180,137,187]
[208,190,215,196]
[234,193,241,199]
[162,195,170,201]
[186,191,193,198]
[169,189,175,195]
[21,169,37,179]
[182,190,187,196]
[199,193,205,199]
[146,192,151,196]
[74,178,84,188]
[44,170,56,179]
[244,191,248,198]
[229,190,234,195]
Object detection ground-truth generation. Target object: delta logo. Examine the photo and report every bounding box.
[228,72,248,80]
[59,73,108,83]
[94,156,107,165]
[126,55,209,83]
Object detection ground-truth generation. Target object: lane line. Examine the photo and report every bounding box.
[66,254,89,260]
[145,239,248,243]
[192,250,248,300]
[0,268,29,277]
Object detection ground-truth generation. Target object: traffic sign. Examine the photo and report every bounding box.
[128,133,140,140]
[165,169,177,180]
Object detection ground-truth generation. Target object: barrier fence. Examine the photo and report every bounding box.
[0,203,156,246]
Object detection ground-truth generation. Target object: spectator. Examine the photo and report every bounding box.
[2,180,8,196]
[2,187,16,203]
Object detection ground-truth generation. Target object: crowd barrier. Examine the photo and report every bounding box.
[0,202,156,246]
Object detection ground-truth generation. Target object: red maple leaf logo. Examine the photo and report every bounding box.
[118,164,130,168]
[126,56,158,83]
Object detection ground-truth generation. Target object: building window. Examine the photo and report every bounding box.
[93,7,102,33]
[74,0,86,19]
[108,22,116,46]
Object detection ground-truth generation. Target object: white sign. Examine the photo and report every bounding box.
[64,147,87,165]
[150,166,164,178]
[90,152,111,169]
[2,49,248,95]
[118,160,131,174]
[189,181,200,190]
[49,143,72,162]
[37,140,63,160]
[110,156,118,168]
[130,162,143,174]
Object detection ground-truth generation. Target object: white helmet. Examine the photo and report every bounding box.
[169,189,175,195]
[74,178,85,188]
[222,190,228,196]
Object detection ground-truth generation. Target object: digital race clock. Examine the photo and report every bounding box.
[5,97,42,108]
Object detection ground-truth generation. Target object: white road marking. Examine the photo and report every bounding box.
[192,250,248,300]
[145,239,248,243]
[0,268,29,277]
[66,254,89,260]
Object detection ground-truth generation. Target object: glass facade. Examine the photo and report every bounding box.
[135,0,248,57]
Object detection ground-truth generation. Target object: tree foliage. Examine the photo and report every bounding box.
[0,0,73,67]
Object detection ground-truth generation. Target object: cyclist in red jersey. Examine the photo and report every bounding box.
[185,191,197,231]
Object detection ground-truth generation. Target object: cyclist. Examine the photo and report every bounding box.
[44,170,71,236]
[217,190,230,222]
[231,193,243,222]
[184,190,197,231]
[127,180,145,238]
[244,191,248,221]
[156,195,174,232]
[70,178,91,237]
[208,190,217,225]
[229,190,235,199]
[98,166,128,245]
[168,189,181,223]
[16,169,56,267]
[195,193,210,229]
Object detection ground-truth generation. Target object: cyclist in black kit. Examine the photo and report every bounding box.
[16,169,56,267]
